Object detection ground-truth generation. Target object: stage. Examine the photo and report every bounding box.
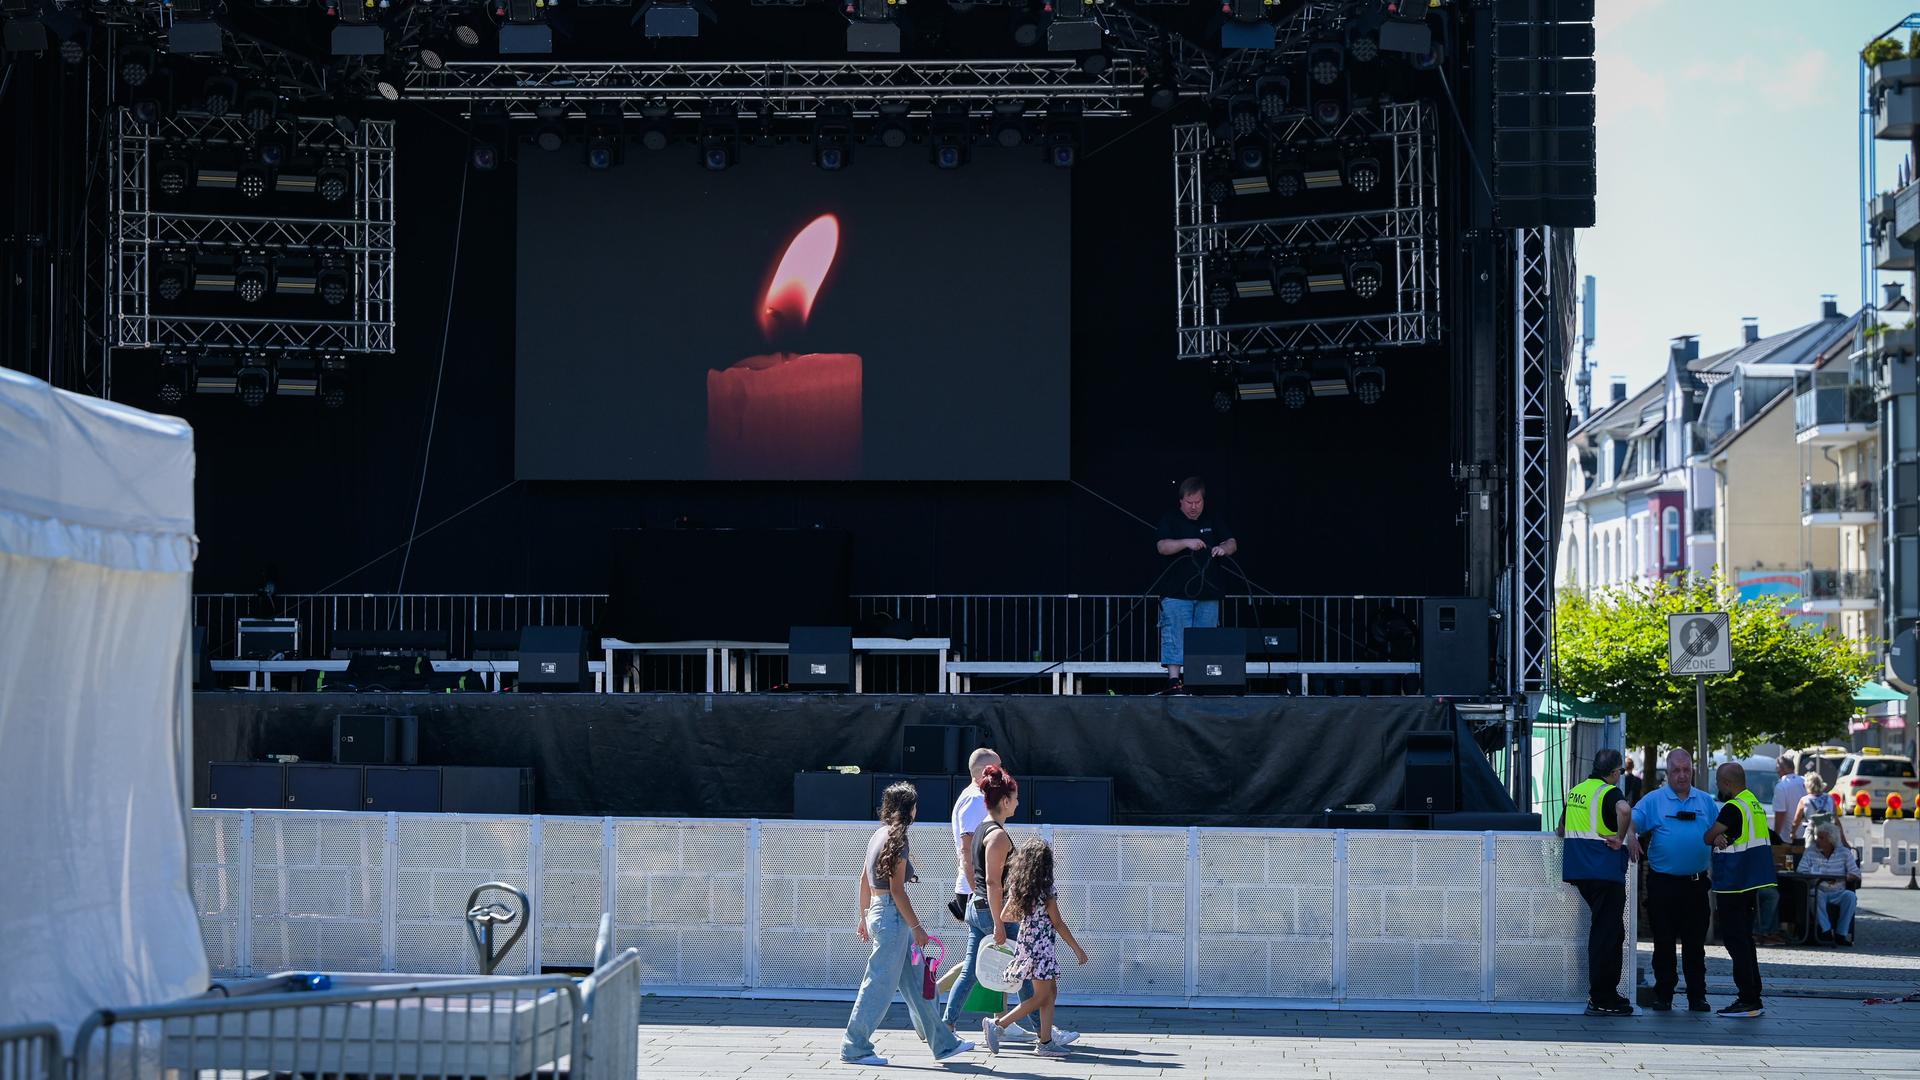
[192,691,1515,827]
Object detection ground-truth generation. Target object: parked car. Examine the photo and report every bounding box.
[1795,746,1853,790]
[1834,751,1919,819]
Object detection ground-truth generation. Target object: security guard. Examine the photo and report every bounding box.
[1630,748,1717,1011]
[1704,761,1778,1018]
[1557,748,1639,1016]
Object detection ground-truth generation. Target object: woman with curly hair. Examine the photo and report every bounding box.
[981,836,1088,1059]
[840,781,975,1067]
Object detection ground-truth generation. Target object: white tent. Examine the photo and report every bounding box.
[0,368,208,1036]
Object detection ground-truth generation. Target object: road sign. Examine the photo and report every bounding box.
[1668,612,1731,675]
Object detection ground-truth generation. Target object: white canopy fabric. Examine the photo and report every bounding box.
[0,368,208,1037]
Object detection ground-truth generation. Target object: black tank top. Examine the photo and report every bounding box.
[971,820,1007,897]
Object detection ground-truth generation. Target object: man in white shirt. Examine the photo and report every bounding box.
[1771,758,1807,842]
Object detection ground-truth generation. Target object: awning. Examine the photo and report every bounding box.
[1537,692,1619,722]
[1854,681,1909,706]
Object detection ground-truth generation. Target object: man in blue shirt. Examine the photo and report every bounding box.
[1630,748,1718,1011]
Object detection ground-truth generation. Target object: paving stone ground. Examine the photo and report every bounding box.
[636,994,1920,1080]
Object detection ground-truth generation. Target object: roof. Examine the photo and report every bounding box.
[1706,312,1863,457]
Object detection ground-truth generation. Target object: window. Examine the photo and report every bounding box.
[1856,760,1915,778]
[1662,507,1680,565]
[1600,439,1614,483]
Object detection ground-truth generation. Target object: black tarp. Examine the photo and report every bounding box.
[194,693,1515,827]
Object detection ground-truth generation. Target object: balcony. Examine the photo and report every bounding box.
[1795,369,1877,445]
[1802,481,1878,527]
[1878,191,1916,270]
[1803,569,1879,614]
[1690,506,1716,537]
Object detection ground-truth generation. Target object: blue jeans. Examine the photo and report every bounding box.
[939,902,1030,1027]
[1814,887,1857,938]
[1160,598,1220,666]
[842,895,962,1062]
[1754,887,1779,935]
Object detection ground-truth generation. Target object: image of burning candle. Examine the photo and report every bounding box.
[707,213,863,479]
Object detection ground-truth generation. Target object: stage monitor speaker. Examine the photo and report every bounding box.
[364,766,442,812]
[789,626,852,689]
[518,625,589,690]
[330,628,451,659]
[333,714,418,765]
[902,725,965,774]
[471,629,521,660]
[442,766,534,813]
[1420,598,1490,696]
[1324,811,1431,830]
[1026,777,1113,825]
[1246,627,1299,660]
[1403,730,1459,814]
[867,774,955,820]
[238,617,299,659]
[285,763,363,810]
[207,762,285,808]
[1183,627,1247,692]
[794,772,874,821]
[192,625,212,689]
[1433,811,1542,832]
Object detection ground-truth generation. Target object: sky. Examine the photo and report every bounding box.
[1578,0,1920,402]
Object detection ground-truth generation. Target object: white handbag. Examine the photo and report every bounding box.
[974,938,1017,993]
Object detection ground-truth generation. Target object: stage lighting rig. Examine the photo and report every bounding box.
[1230,261,1273,300]
[1255,74,1289,122]
[275,354,320,398]
[585,108,624,169]
[235,255,270,304]
[535,104,566,152]
[1344,147,1381,194]
[1347,21,1378,63]
[1348,354,1384,404]
[156,152,191,196]
[202,76,237,117]
[235,360,272,407]
[812,103,853,170]
[242,89,276,132]
[317,257,351,306]
[1346,252,1383,300]
[873,102,911,149]
[118,46,152,88]
[273,257,317,297]
[929,103,970,169]
[156,251,190,302]
[157,354,193,404]
[844,0,901,54]
[989,102,1029,148]
[237,162,269,199]
[1274,265,1306,305]
[1278,366,1309,408]
[317,159,349,202]
[1041,105,1081,167]
[1229,136,1269,196]
[700,103,738,170]
[319,359,349,408]
[1235,369,1276,402]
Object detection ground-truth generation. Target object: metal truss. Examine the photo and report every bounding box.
[1510,225,1555,697]
[109,111,397,354]
[1173,101,1441,361]
[403,59,1147,118]
[1097,1,1348,99]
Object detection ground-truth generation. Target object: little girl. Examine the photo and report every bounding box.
[981,837,1087,1059]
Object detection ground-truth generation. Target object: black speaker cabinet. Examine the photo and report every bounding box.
[518,625,589,690]
[285,763,363,810]
[1403,730,1459,814]
[902,725,959,774]
[789,626,852,689]
[1420,597,1490,696]
[333,714,418,765]
[1026,777,1113,825]
[207,762,285,809]
[867,774,955,820]
[1432,812,1542,832]
[1246,627,1300,660]
[191,625,213,689]
[1325,811,1432,830]
[793,771,875,820]
[363,766,442,812]
[1184,627,1247,692]
[442,766,534,813]
[471,629,521,660]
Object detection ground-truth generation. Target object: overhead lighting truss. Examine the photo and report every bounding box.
[1174,101,1439,361]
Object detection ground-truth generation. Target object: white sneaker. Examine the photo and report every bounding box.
[933,1040,975,1064]
[1052,1027,1080,1047]
[1000,1021,1036,1042]
[842,1053,887,1066]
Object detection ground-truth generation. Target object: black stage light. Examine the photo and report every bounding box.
[157,354,193,403]
[1042,106,1080,168]
[319,359,348,408]
[535,105,566,152]
[638,102,672,151]
[418,43,447,70]
[1349,356,1385,405]
[990,102,1027,148]
[1302,161,1343,191]
[472,141,499,169]
[156,154,191,196]
[1307,266,1346,295]
[157,252,190,302]
[318,263,350,306]
[118,46,152,87]
[453,20,483,46]
[1255,75,1288,122]
[273,257,317,297]
[242,89,276,132]
[1347,23,1379,63]
[58,37,83,65]
[1313,96,1344,126]
[190,255,236,294]
[202,75,237,116]
[235,256,270,303]
[374,68,403,100]
[238,164,269,199]
[812,103,852,170]
[1231,261,1273,300]
[1274,266,1306,305]
[1010,8,1039,47]
[130,96,160,125]
[1346,150,1381,194]
[1272,166,1301,198]
[1228,95,1257,138]
[235,363,272,407]
[1308,42,1342,87]
[1212,388,1234,413]
[1236,371,1276,402]
[1278,367,1310,409]
[1206,256,1232,308]
[929,104,969,169]
[1230,137,1269,196]
[874,103,911,148]
[256,140,285,168]
[1347,255,1383,300]
[471,104,506,168]
[194,359,238,396]
[585,110,623,170]
[275,353,319,397]
[317,160,349,202]
[699,103,737,170]
[1144,80,1177,112]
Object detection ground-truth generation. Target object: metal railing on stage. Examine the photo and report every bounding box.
[194,593,609,660]
[0,1026,59,1080]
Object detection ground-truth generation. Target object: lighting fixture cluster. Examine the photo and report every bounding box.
[153,248,353,308]
[1209,137,1387,206]
[1224,354,1386,409]
[1207,246,1391,310]
[158,352,351,408]
[152,137,353,207]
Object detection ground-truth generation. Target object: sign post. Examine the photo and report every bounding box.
[1669,612,1733,764]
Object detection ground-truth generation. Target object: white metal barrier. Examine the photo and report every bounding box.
[191,810,1617,1011]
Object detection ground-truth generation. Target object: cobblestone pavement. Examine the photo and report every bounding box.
[637,995,1920,1079]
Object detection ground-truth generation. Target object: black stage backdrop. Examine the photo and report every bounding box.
[156,110,1462,599]
[193,693,1512,827]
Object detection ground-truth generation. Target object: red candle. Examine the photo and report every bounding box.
[707,214,863,479]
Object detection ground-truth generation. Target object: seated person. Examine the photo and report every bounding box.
[1795,825,1862,946]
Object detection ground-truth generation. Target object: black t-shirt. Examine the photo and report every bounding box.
[1157,509,1235,601]
[1716,801,1746,843]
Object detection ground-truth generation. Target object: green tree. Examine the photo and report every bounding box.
[1553,574,1876,759]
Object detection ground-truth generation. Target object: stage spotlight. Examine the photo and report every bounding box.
[874,103,911,148]
[699,103,738,170]
[118,46,152,88]
[156,154,191,196]
[1144,80,1177,112]
[275,354,319,397]
[1010,8,1039,47]
[1308,42,1342,87]
[1278,367,1310,409]
[194,359,238,396]
[1042,106,1081,168]
[1349,356,1385,405]
[256,141,285,168]
[585,110,623,170]
[242,89,276,132]
[1205,256,1232,308]
[1346,150,1381,194]
[1255,75,1289,122]
[238,164,269,199]
[1347,255,1383,300]
[317,262,350,306]
[130,96,160,126]
[1076,52,1110,75]
[317,160,349,202]
[202,75,237,116]
[453,20,483,46]
[418,42,447,70]
[1272,167,1301,198]
[812,103,853,170]
[58,37,83,65]
[190,255,236,294]
[1307,267,1346,295]
[1231,262,1273,300]
[929,104,970,169]
[235,363,272,407]
[637,102,672,151]
[990,102,1028,148]
[319,359,348,408]
[157,252,190,302]
[1303,161,1343,190]
[1347,23,1378,63]
[157,354,193,404]
[1274,266,1306,305]
[1236,371,1277,402]
[472,141,499,169]
[1228,95,1257,138]
[1313,96,1343,125]
[235,256,270,303]
[1230,137,1269,196]
[274,258,317,298]
[1205,172,1229,206]
[1212,388,1234,413]
[535,105,566,152]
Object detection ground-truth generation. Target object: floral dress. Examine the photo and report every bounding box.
[1005,890,1060,981]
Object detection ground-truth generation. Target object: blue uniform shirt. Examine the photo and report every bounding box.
[1630,783,1719,876]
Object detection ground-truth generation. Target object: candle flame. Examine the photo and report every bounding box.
[760,213,839,341]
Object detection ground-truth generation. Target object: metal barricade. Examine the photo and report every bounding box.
[0,1025,60,1080]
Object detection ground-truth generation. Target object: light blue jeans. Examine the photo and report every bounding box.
[1814,887,1858,938]
[841,894,962,1062]
[1160,598,1220,666]
[939,902,1031,1028]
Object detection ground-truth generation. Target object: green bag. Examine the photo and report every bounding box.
[962,983,1005,1014]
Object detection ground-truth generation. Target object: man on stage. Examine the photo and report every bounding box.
[1154,477,1237,686]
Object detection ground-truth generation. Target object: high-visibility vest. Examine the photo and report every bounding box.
[1561,777,1627,882]
[1710,788,1778,894]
